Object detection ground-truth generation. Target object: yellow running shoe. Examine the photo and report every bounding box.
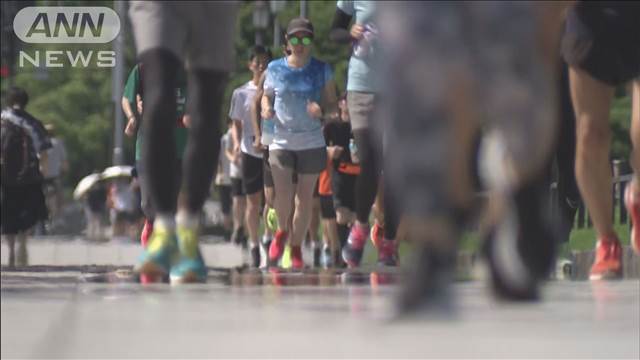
[170,226,207,284]
[135,225,179,279]
[281,244,292,269]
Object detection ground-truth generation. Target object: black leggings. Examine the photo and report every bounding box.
[384,179,400,240]
[353,127,400,241]
[139,49,227,215]
[353,128,380,224]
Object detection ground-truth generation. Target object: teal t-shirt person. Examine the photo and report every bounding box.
[263,57,334,151]
[337,0,378,93]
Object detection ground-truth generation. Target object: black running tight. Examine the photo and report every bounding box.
[352,127,401,241]
[383,181,400,241]
[139,49,227,215]
[353,128,380,224]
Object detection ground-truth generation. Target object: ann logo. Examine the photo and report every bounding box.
[14,7,120,44]
[26,12,105,38]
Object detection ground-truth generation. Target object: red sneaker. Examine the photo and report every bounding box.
[140,219,154,248]
[342,222,369,267]
[589,237,623,280]
[269,230,288,266]
[370,222,384,249]
[624,184,640,255]
[291,246,304,269]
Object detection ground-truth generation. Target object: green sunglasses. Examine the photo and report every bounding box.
[289,36,312,46]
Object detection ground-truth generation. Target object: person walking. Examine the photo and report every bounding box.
[229,45,273,267]
[562,1,640,279]
[330,0,399,267]
[375,1,566,311]
[1,87,51,267]
[262,18,339,268]
[42,123,68,226]
[224,120,247,248]
[324,93,358,267]
[130,1,237,283]
[121,63,189,250]
[214,123,233,239]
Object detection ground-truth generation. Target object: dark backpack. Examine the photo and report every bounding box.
[1,119,42,186]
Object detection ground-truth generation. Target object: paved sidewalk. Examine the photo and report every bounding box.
[2,273,638,359]
[2,237,639,358]
[2,236,638,280]
[0,236,244,268]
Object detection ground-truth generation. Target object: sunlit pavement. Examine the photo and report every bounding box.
[1,238,639,359]
[1,263,637,359]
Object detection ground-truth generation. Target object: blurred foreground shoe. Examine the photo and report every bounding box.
[483,178,557,300]
[397,242,455,314]
[342,222,369,267]
[624,183,640,255]
[170,225,207,284]
[135,225,179,279]
[478,132,557,300]
[589,236,622,280]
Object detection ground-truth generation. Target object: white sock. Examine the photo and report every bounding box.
[176,210,199,229]
[154,214,176,231]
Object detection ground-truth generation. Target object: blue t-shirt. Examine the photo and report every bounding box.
[264,57,333,151]
[337,0,378,93]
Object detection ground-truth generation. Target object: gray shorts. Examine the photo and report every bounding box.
[347,91,376,130]
[269,148,327,174]
[129,1,237,72]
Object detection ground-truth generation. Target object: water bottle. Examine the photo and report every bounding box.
[353,23,377,58]
[349,138,359,164]
[261,117,275,146]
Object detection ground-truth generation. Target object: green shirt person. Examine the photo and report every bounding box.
[121,64,188,161]
[120,63,190,248]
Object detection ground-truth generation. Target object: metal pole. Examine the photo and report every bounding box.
[273,16,280,49]
[112,0,126,165]
[300,0,307,18]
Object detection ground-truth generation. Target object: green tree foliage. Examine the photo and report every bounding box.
[3,0,119,187]
[0,0,633,194]
[1,1,351,190]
